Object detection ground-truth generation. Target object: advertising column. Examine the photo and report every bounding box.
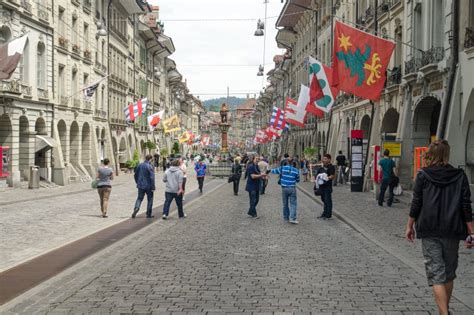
[351,130,364,192]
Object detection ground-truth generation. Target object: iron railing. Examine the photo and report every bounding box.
[387,66,402,86]
[464,27,474,49]
[404,47,444,74]
[37,4,49,22]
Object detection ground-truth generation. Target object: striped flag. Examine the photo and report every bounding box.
[83,82,99,100]
[269,106,287,130]
[124,98,148,122]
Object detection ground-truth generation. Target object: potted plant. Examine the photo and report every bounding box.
[84,49,91,58]
[303,147,318,160]
[144,140,156,152]
[125,149,140,173]
[160,148,168,157]
[72,43,80,53]
[58,36,68,47]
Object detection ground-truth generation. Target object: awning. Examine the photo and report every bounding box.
[276,28,296,48]
[35,135,57,153]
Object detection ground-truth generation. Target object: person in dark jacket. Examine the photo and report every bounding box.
[405,140,473,315]
[132,155,156,218]
[245,155,266,218]
[231,157,242,195]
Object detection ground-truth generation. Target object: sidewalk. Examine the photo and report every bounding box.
[297,181,474,310]
[0,167,203,272]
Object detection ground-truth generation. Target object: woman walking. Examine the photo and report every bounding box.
[179,157,188,201]
[231,157,242,195]
[96,158,114,218]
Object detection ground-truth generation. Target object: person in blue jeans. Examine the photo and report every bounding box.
[194,159,207,193]
[162,159,185,219]
[245,155,266,218]
[132,154,155,218]
[317,154,335,219]
[271,159,300,224]
[378,149,396,207]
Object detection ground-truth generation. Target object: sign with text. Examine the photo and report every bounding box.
[351,130,364,192]
[382,141,402,157]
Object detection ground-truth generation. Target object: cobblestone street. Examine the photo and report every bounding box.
[1,179,472,314]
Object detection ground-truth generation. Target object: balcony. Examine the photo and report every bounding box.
[20,0,32,12]
[60,95,69,106]
[386,66,401,87]
[37,4,49,22]
[83,0,91,14]
[1,80,20,94]
[421,47,444,67]
[73,98,81,108]
[464,27,474,49]
[37,88,49,99]
[21,84,32,97]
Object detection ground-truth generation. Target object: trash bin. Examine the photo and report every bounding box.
[29,165,40,189]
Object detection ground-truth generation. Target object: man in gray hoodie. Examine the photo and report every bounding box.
[162,159,185,219]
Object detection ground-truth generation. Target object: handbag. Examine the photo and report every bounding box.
[393,184,403,196]
[313,184,322,196]
[91,179,99,189]
[227,174,235,183]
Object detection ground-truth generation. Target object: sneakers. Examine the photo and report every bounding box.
[146,215,154,218]
[162,214,168,220]
[102,214,108,218]
[182,196,186,201]
[317,215,328,220]
[289,219,299,224]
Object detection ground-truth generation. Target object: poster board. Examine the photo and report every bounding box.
[351,130,364,192]
[382,141,402,157]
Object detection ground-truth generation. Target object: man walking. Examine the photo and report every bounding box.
[194,158,207,193]
[405,140,473,315]
[258,156,269,194]
[335,150,347,185]
[162,159,185,219]
[132,155,155,218]
[378,149,396,207]
[271,160,300,224]
[245,155,266,218]
[317,154,335,220]
[231,156,242,195]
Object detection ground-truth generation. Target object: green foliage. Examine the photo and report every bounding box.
[132,149,139,161]
[172,141,180,155]
[125,159,138,169]
[144,140,156,150]
[160,148,168,157]
[303,147,318,158]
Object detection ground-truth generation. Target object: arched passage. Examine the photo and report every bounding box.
[19,116,30,179]
[0,114,13,174]
[35,117,46,135]
[81,122,91,165]
[35,117,48,169]
[70,121,80,164]
[413,96,441,147]
[57,120,67,162]
[381,108,400,140]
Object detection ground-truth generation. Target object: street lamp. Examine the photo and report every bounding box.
[257,64,264,76]
[254,19,264,36]
[96,21,107,37]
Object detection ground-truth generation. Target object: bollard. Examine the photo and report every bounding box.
[29,165,40,189]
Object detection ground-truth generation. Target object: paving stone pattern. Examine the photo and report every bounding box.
[0,168,200,272]
[297,181,474,310]
[1,180,471,314]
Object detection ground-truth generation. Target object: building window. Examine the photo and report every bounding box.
[58,65,65,98]
[83,23,89,51]
[431,0,444,48]
[72,70,77,97]
[19,39,29,84]
[58,7,65,37]
[37,42,46,88]
[72,16,78,45]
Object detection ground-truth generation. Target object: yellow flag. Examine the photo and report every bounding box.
[163,115,181,133]
[178,131,190,144]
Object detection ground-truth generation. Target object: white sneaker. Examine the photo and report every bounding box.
[183,213,187,218]
[289,219,299,224]
[182,196,186,201]
[162,214,168,220]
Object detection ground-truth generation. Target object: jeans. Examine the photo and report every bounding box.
[162,192,184,217]
[378,178,394,206]
[197,177,205,192]
[260,178,267,194]
[337,166,346,184]
[282,186,297,220]
[233,178,240,195]
[248,190,260,216]
[320,186,333,218]
[134,188,154,217]
[182,177,187,193]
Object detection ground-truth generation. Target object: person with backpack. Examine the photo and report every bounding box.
[378,149,396,207]
[405,140,472,315]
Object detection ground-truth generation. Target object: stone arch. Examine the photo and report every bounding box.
[57,120,67,161]
[35,117,47,135]
[119,137,127,163]
[360,114,371,139]
[381,108,400,135]
[69,121,80,164]
[413,96,442,147]
[81,122,91,165]
[19,116,30,179]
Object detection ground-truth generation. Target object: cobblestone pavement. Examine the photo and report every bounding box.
[297,181,474,310]
[1,180,472,314]
[0,167,201,272]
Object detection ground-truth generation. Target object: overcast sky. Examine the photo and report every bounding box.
[149,0,285,100]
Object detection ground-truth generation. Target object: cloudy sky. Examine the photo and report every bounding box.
[148,0,286,100]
